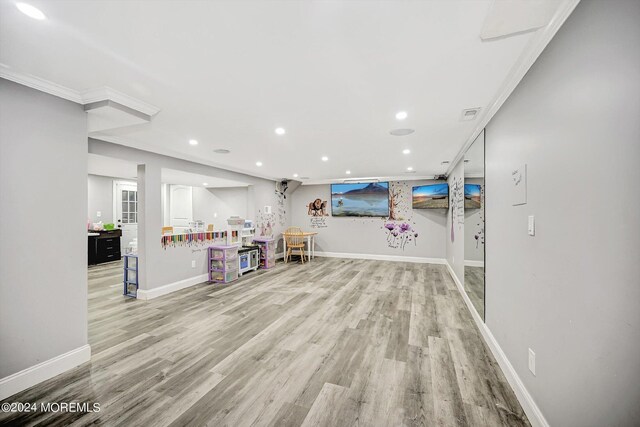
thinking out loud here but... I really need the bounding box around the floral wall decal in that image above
[256,209,275,237]
[380,181,419,250]
[475,185,485,247]
[450,177,464,242]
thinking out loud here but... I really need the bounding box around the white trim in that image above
[81,87,160,117]
[0,344,91,401]
[136,274,208,300]
[315,251,446,264]
[445,262,549,427]
[446,0,581,175]
[303,175,438,186]
[464,260,485,267]
[0,64,160,117]
[0,64,83,103]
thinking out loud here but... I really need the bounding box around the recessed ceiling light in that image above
[402,149,411,155]
[321,156,329,162]
[293,173,299,178]
[213,148,230,154]
[203,182,209,186]
[390,129,415,136]
[16,3,46,20]
[407,167,414,171]
[346,170,351,175]
[275,127,286,135]
[256,161,263,167]
[189,139,198,146]
[396,111,408,120]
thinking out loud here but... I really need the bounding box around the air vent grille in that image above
[461,108,481,121]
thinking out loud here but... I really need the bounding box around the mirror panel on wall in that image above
[464,130,485,320]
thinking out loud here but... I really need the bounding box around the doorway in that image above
[114,180,138,253]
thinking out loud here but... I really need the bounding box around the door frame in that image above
[112,179,138,253]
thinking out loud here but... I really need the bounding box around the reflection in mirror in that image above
[464,130,485,319]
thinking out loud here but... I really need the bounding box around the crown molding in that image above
[446,0,581,175]
[81,87,160,117]
[0,64,160,117]
[0,64,83,103]
[302,175,441,185]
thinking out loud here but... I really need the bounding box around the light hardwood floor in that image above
[0,258,528,426]
[464,266,485,319]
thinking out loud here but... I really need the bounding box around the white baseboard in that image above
[136,273,208,300]
[464,260,485,267]
[445,262,549,427]
[0,344,91,401]
[314,251,446,265]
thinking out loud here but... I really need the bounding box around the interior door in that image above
[115,181,138,254]
[169,185,193,231]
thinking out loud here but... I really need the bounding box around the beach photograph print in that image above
[331,182,389,217]
[412,183,449,209]
[464,184,482,209]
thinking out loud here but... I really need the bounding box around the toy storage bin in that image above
[253,237,276,270]
[225,270,238,282]
[210,258,237,271]
[123,253,138,298]
[210,271,224,282]
[208,245,239,283]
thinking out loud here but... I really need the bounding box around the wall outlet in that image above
[191,260,196,268]
[528,215,535,236]
[97,211,102,218]
[528,348,536,376]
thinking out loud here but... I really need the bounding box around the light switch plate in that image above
[528,215,535,236]
[97,211,102,218]
[191,260,196,268]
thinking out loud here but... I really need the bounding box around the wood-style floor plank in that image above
[0,258,529,427]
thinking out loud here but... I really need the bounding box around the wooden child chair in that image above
[284,229,306,264]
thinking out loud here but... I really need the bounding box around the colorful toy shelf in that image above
[123,254,138,298]
[253,237,276,269]
[208,245,239,283]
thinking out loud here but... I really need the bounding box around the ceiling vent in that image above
[213,148,231,154]
[461,108,481,121]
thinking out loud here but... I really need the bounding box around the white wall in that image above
[484,0,640,425]
[87,174,114,224]
[192,186,249,231]
[446,160,465,282]
[89,139,292,291]
[290,181,447,260]
[0,80,88,383]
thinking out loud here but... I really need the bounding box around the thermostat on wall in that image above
[264,206,272,214]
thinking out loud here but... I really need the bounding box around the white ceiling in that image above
[1,0,571,183]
